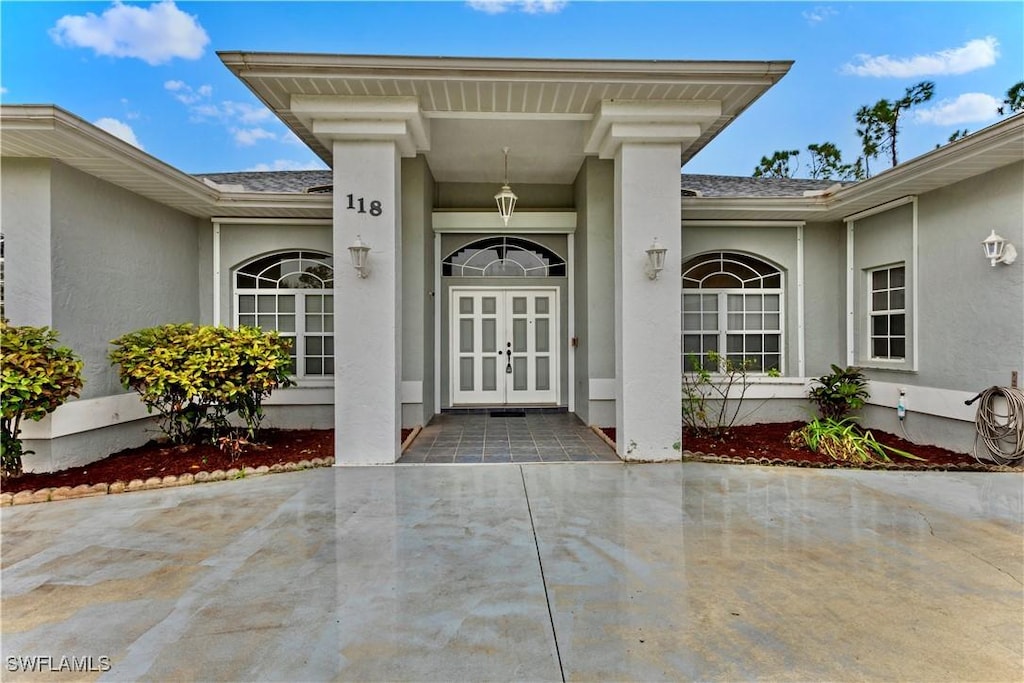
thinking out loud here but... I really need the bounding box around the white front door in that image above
[451,287,558,405]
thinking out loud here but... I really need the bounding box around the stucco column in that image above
[333,140,403,464]
[613,142,683,461]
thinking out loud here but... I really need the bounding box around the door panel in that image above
[451,288,558,405]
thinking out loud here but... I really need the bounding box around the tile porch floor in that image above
[399,411,619,464]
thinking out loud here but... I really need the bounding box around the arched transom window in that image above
[234,251,334,378]
[682,252,784,374]
[443,237,566,277]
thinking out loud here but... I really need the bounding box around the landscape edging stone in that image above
[0,457,336,507]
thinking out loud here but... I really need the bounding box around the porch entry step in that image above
[442,407,568,416]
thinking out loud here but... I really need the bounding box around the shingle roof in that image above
[196,170,333,193]
[680,174,840,197]
[194,170,843,198]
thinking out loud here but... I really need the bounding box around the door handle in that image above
[506,344,512,373]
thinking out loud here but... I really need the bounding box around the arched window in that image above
[443,237,566,277]
[682,252,783,374]
[234,251,334,378]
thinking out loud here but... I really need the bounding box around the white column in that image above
[333,140,402,464]
[614,142,682,461]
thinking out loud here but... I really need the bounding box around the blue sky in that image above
[1,1,1021,177]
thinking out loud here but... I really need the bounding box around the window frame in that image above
[866,263,907,364]
[682,252,785,376]
[232,251,335,383]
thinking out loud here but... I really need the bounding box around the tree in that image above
[997,81,1024,116]
[947,129,969,144]
[752,149,799,178]
[855,81,935,172]
[806,142,865,181]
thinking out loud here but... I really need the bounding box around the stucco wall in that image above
[50,161,202,399]
[914,162,1023,391]
[435,182,573,209]
[1,158,53,327]
[802,222,846,376]
[573,157,616,426]
[401,155,436,426]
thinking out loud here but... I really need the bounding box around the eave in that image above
[0,105,331,220]
[683,112,1024,224]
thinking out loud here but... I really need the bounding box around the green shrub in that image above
[109,324,294,444]
[682,351,757,439]
[788,417,922,463]
[1,320,84,478]
[808,364,870,420]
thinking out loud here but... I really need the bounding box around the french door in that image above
[451,287,558,405]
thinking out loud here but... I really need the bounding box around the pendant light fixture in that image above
[494,146,518,227]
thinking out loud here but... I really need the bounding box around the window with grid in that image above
[682,252,784,374]
[234,251,334,378]
[868,264,906,360]
[442,236,566,277]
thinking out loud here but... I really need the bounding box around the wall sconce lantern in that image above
[645,238,667,280]
[348,234,371,278]
[982,230,1017,267]
[494,147,518,227]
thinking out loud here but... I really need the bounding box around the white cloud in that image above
[843,37,999,77]
[243,159,327,172]
[164,80,212,105]
[49,0,209,66]
[0,86,7,95]
[803,6,837,25]
[914,93,1001,125]
[94,117,144,149]
[467,0,567,14]
[233,127,276,146]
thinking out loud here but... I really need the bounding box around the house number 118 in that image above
[345,194,383,217]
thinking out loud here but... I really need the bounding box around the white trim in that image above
[843,195,915,223]
[845,220,855,367]
[681,220,807,228]
[213,220,221,326]
[401,381,423,404]
[19,393,151,440]
[867,381,976,422]
[567,232,576,413]
[702,378,811,400]
[434,233,442,411]
[432,211,576,234]
[211,217,333,226]
[589,378,616,400]
[911,196,920,372]
[264,386,335,405]
[21,387,336,440]
[796,224,805,377]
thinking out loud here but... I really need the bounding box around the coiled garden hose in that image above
[969,386,1024,466]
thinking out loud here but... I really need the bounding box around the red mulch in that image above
[2,428,414,495]
[596,421,1009,471]
[678,421,1004,471]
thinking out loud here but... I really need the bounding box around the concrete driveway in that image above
[2,463,1021,682]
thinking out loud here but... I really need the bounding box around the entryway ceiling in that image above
[219,52,793,185]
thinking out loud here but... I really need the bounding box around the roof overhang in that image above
[218,52,793,184]
[0,105,331,220]
[683,112,1024,223]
